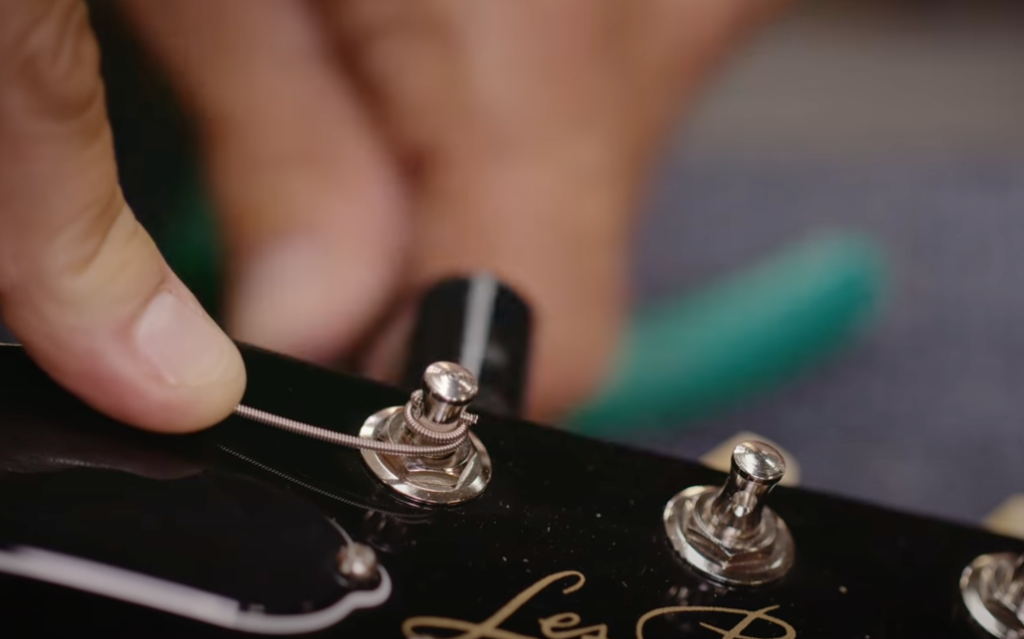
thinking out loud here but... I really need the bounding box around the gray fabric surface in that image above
[631,156,1024,525]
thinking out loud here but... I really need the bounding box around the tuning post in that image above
[360,362,492,505]
[663,441,795,586]
[961,551,1024,638]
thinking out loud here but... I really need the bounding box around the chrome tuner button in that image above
[663,441,795,586]
[961,552,1024,638]
[359,362,492,505]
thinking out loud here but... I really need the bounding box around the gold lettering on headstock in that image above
[636,605,796,639]
[402,571,796,639]
[403,571,608,639]
[539,612,611,639]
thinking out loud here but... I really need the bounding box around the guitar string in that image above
[217,445,429,518]
[232,391,474,458]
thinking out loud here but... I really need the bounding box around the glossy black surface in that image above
[0,344,1019,637]
[401,276,532,417]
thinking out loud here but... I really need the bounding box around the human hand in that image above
[0,0,784,432]
[0,0,246,432]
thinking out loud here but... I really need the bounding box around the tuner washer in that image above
[961,551,1024,638]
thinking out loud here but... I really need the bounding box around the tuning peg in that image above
[420,362,479,426]
[961,551,1024,638]
[360,361,491,506]
[663,441,795,586]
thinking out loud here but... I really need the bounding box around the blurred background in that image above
[630,0,1024,525]
[5,0,1024,528]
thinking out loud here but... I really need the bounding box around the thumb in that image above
[0,0,245,432]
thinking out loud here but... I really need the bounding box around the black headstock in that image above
[0,342,1021,638]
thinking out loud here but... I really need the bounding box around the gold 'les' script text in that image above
[402,571,797,639]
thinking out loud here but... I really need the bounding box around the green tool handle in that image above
[568,234,883,436]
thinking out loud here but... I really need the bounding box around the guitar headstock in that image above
[0,342,1022,638]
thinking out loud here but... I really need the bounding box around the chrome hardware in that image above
[961,552,1024,638]
[421,361,479,425]
[337,542,379,585]
[360,362,492,505]
[663,441,795,586]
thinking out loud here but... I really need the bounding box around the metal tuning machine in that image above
[359,361,492,505]
[961,551,1024,638]
[663,440,795,586]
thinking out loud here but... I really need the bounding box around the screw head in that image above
[337,543,378,584]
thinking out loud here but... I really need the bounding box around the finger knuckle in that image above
[0,0,103,122]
